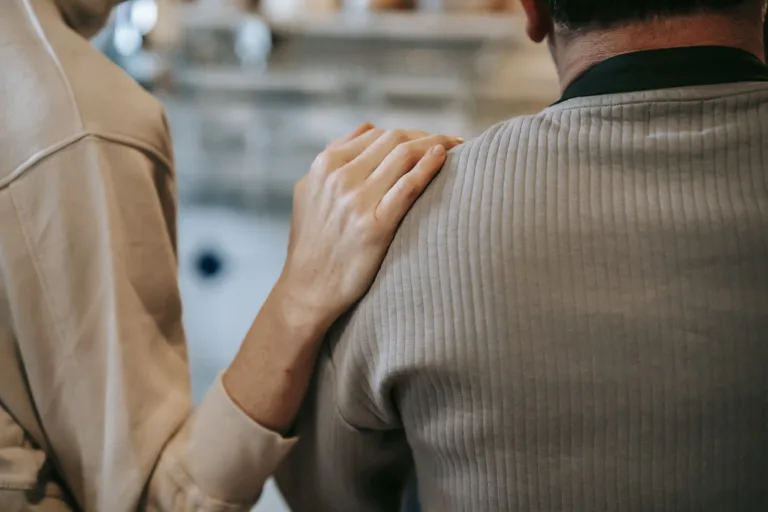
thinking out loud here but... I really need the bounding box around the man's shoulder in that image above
[386,113,549,255]
[337,113,550,328]
[325,115,553,426]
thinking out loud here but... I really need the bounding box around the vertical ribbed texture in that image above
[277,83,768,512]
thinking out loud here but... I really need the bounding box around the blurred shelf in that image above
[175,5,261,30]
[172,67,558,106]
[175,5,524,43]
[268,10,523,43]
[174,67,347,95]
[174,67,473,102]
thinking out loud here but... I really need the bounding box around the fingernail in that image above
[455,137,465,143]
[430,145,446,157]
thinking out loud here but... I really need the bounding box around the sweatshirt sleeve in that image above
[0,136,295,511]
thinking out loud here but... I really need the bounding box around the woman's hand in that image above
[277,123,463,332]
[224,123,462,433]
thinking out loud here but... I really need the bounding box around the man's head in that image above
[55,0,122,38]
[546,0,756,30]
[519,0,767,87]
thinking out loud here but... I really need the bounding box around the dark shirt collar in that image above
[556,45,768,104]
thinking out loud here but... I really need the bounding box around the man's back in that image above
[278,77,768,511]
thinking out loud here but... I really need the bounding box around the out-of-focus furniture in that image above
[161,7,558,205]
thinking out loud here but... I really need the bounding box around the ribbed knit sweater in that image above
[277,81,768,511]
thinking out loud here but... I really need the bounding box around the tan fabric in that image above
[0,0,295,510]
[277,82,768,511]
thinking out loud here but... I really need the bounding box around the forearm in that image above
[220,126,461,435]
[142,277,331,510]
[223,276,330,434]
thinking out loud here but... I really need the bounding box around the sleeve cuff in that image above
[185,374,298,505]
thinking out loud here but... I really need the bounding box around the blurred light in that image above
[261,0,301,18]
[235,19,272,66]
[131,0,158,35]
[114,25,143,56]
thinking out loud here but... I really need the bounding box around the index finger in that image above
[326,122,375,150]
[365,134,463,197]
[341,129,432,181]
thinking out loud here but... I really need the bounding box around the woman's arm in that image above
[224,125,462,434]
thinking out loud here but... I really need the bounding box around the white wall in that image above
[178,205,292,512]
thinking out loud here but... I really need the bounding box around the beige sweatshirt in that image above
[0,1,294,510]
[277,82,768,511]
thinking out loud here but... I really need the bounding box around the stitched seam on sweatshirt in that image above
[1,132,174,190]
[20,0,85,133]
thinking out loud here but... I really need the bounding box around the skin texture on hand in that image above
[281,124,464,329]
[223,124,463,433]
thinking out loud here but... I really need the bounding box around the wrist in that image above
[268,274,333,344]
[223,278,330,433]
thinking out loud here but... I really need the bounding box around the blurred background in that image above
[92,0,559,509]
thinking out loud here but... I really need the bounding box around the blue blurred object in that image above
[195,249,225,280]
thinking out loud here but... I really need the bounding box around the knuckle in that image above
[335,191,354,213]
[345,190,366,212]
[394,142,420,162]
[343,198,374,233]
[352,209,376,233]
[341,192,371,220]
[369,127,386,139]
[326,169,350,193]
[399,177,422,201]
[391,143,411,161]
[312,149,338,173]
[385,129,410,145]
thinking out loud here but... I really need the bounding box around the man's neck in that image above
[552,8,766,92]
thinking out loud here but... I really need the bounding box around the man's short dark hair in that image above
[548,0,752,29]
